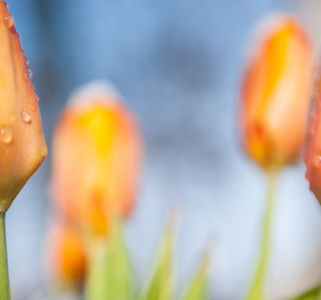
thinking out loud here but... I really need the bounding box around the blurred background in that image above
[4,0,321,299]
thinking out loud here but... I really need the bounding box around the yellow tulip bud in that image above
[240,14,314,171]
[50,81,142,236]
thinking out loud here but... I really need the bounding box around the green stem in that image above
[0,213,10,300]
[85,242,106,300]
[246,172,277,300]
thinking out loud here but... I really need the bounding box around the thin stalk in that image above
[246,172,277,300]
[85,242,106,300]
[0,212,10,300]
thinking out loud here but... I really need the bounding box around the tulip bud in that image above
[0,1,47,212]
[50,81,142,236]
[240,14,314,171]
[304,75,321,202]
[44,218,87,290]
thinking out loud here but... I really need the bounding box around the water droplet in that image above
[35,95,39,102]
[40,145,47,158]
[9,114,15,122]
[313,155,321,168]
[4,14,13,28]
[2,146,8,154]
[28,104,35,112]
[27,66,33,79]
[21,110,31,123]
[0,128,12,145]
[23,52,29,65]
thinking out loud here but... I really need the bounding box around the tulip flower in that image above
[50,81,142,236]
[0,1,47,213]
[304,76,321,203]
[44,218,87,290]
[240,14,314,172]
[239,14,314,300]
[0,2,47,299]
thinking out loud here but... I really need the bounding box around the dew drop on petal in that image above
[4,14,13,28]
[1,128,12,145]
[35,95,39,102]
[40,145,47,158]
[29,106,35,112]
[23,52,29,65]
[27,66,34,79]
[313,155,321,168]
[2,146,8,154]
[9,114,15,122]
[21,110,31,123]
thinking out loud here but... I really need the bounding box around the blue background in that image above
[4,0,321,299]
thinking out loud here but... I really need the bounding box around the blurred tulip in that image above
[44,218,87,290]
[304,75,321,203]
[0,1,47,212]
[50,81,142,236]
[240,14,314,171]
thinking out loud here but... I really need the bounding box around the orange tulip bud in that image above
[0,1,47,212]
[240,14,314,171]
[44,219,87,290]
[304,76,321,203]
[50,81,142,236]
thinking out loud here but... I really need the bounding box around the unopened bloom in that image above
[44,218,87,290]
[240,14,314,171]
[304,76,321,203]
[0,1,47,212]
[50,81,142,236]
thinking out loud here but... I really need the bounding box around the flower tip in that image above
[0,1,15,30]
[67,80,123,108]
[250,12,312,47]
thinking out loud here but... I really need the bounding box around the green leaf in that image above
[137,218,175,300]
[181,246,212,300]
[291,286,321,300]
[85,221,132,300]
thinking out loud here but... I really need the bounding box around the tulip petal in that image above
[0,1,46,212]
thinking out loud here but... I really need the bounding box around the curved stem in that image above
[0,213,10,300]
[247,172,277,300]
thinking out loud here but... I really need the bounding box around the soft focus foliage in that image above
[85,222,132,300]
[240,14,314,171]
[0,0,46,212]
[137,218,210,300]
[293,287,321,299]
[182,249,211,300]
[138,220,175,300]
